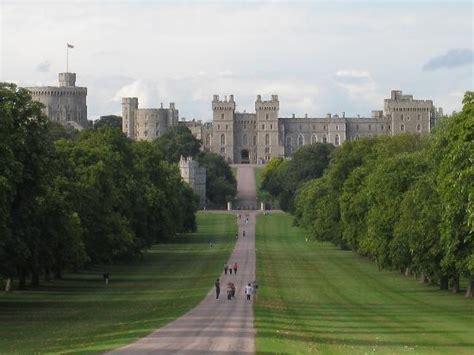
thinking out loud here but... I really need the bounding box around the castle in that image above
[121,98,179,141]
[123,90,443,164]
[185,90,443,164]
[26,72,88,130]
[178,156,206,208]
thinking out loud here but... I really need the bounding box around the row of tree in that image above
[0,84,199,289]
[262,92,473,297]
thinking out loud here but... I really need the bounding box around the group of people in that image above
[224,262,239,275]
[214,278,258,301]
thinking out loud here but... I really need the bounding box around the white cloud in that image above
[1,1,471,118]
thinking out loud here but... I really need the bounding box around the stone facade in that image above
[26,72,88,129]
[122,98,179,141]
[179,156,206,208]
[195,90,442,164]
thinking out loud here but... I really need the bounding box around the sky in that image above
[1,0,472,121]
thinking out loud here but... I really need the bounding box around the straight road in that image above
[110,165,257,354]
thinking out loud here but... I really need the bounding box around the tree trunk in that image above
[439,276,449,290]
[419,273,428,284]
[44,269,51,282]
[18,270,26,290]
[466,277,474,297]
[404,268,411,277]
[31,270,40,287]
[54,268,62,280]
[451,276,460,294]
[5,278,12,292]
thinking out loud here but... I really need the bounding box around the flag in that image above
[67,43,74,48]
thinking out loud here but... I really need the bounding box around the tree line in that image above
[261,92,473,297]
[0,84,233,290]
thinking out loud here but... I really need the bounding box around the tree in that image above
[196,152,237,208]
[154,125,201,163]
[433,92,474,295]
[93,115,122,130]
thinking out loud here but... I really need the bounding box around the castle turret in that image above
[255,95,283,162]
[122,97,138,139]
[212,94,236,163]
[58,72,76,87]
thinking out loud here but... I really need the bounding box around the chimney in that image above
[305,113,308,118]
[292,113,295,118]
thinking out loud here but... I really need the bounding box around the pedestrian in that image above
[227,283,233,300]
[224,263,229,275]
[245,283,253,301]
[229,266,233,275]
[252,280,258,300]
[231,282,236,299]
[243,230,246,237]
[103,272,109,285]
[209,241,213,248]
[215,278,221,299]
[235,233,238,240]
[233,262,239,275]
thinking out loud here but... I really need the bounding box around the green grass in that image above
[0,212,237,353]
[255,213,474,354]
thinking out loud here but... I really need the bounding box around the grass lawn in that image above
[0,212,236,353]
[255,213,474,354]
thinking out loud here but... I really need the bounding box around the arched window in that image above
[243,134,248,145]
[335,134,340,146]
[400,114,404,121]
[206,134,211,145]
[322,135,327,143]
[253,135,257,145]
[416,124,421,132]
[311,134,317,144]
[265,134,270,146]
[298,134,304,146]
[400,124,405,132]
[220,134,226,145]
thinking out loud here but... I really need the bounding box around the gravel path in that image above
[109,165,257,354]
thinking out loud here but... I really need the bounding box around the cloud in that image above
[423,49,473,71]
[36,60,51,72]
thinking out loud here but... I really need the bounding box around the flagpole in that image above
[66,43,69,73]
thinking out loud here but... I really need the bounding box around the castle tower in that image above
[122,97,138,139]
[179,156,206,208]
[26,72,88,129]
[212,94,236,163]
[255,95,284,162]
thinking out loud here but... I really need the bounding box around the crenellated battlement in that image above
[255,94,279,111]
[212,94,236,111]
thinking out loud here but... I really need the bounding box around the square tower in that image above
[212,95,236,163]
[256,95,284,163]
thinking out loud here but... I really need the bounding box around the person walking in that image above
[215,278,220,299]
[224,263,229,275]
[245,283,253,301]
[242,230,246,237]
[229,266,233,275]
[233,262,239,275]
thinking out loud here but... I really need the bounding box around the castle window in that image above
[220,134,226,145]
[400,124,405,132]
[262,124,265,130]
[144,131,148,137]
[243,134,248,145]
[401,114,404,121]
[220,147,225,154]
[311,134,317,144]
[265,147,270,153]
[298,134,304,146]
[381,125,384,130]
[407,116,410,121]
[335,134,340,146]
[336,125,339,131]
[417,114,421,120]
[417,124,421,132]
[323,135,327,143]
[323,125,327,130]
[221,113,224,119]
[388,125,391,130]
[266,114,269,120]
[270,124,273,130]
[265,134,270,146]
[226,124,228,130]
[218,124,220,129]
